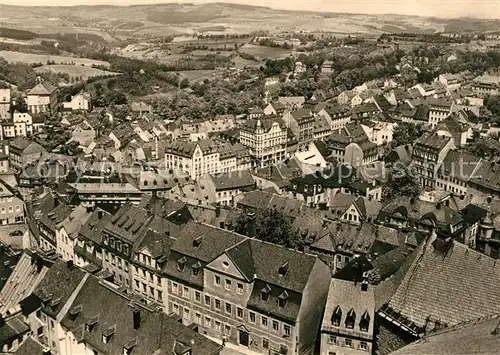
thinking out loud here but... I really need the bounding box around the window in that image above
[262,338,269,349]
[214,275,221,286]
[237,283,244,294]
[195,313,201,324]
[173,304,179,314]
[345,339,353,348]
[205,317,211,327]
[332,306,342,326]
[225,303,232,314]
[157,290,163,301]
[272,320,279,332]
[360,311,370,332]
[215,299,221,310]
[224,325,231,335]
[205,295,211,306]
[237,307,243,318]
[261,316,268,328]
[328,335,337,344]
[183,308,190,319]
[172,282,178,294]
[215,321,221,331]
[249,312,256,323]
[284,324,291,336]
[261,284,271,302]
[225,278,232,290]
[195,291,201,303]
[328,352,336,355]
[183,286,189,298]
[345,309,356,329]
[359,341,368,351]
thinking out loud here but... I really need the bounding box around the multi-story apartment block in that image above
[427,98,452,128]
[436,150,482,197]
[26,82,58,115]
[316,105,352,131]
[239,117,287,166]
[12,110,33,137]
[283,109,315,149]
[8,137,46,171]
[0,179,25,226]
[320,278,375,355]
[164,222,331,355]
[165,139,249,180]
[38,203,73,252]
[411,134,455,189]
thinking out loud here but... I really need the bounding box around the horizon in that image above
[0,0,498,20]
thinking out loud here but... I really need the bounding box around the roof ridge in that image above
[422,313,500,340]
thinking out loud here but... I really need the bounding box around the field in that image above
[0,50,110,67]
[238,44,293,60]
[177,70,217,83]
[34,64,121,80]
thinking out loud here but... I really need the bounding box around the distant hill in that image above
[0,2,498,37]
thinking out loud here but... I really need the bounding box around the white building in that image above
[62,91,91,111]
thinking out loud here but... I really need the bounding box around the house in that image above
[411,134,455,189]
[248,107,264,119]
[412,83,435,97]
[434,115,470,147]
[0,178,25,227]
[325,128,378,168]
[277,96,305,110]
[400,104,428,125]
[26,82,58,115]
[436,150,482,197]
[391,314,500,355]
[12,111,33,137]
[198,169,255,207]
[55,205,93,263]
[316,105,352,131]
[329,193,369,225]
[321,60,334,74]
[0,85,11,120]
[438,73,461,90]
[320,278,375,355]
[427,98,452,128]
[0,152,9,172]
[130,101,153,116]
[62,91,91,112]
[263,101,286,116]
[361,121,396,146]
[165,139,250,180]
[447,53,458,62]
[69,181,143,212]
[337,91,357,106]
[294,61,306,76]
[0,313,30,353]
[378,234,500,353]
[108,123,139,150]
[8,137,47,171]
[282,109,315,149]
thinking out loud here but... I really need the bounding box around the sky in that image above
[0,0,498,19]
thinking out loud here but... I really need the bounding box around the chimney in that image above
[215,204,221,218]
[133,309,141,330]
[97,209,103,219]
[67,260,73,269]
[247,212,256,238]
[42,349,52,355]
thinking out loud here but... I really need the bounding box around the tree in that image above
[392,123,424,148]
[382,165,421,201]
[179,77,190,89]
[233,208,303,249]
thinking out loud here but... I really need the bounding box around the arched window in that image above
[331,306,342,326]
[345,308,356,329]
[360,311,370,332]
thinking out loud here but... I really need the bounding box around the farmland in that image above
[238,44,293,60]
[177,70,217,83]
[34,64,121,81]
[0,50,110,67]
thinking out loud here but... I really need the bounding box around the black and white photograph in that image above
[0,0,498,354]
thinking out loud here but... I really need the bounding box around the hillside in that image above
[0,2,498,40]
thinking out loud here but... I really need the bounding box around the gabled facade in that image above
[26,82,58,115]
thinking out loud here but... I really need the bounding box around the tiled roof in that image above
[391,314,500,355]
[321,278,375,335]
[209,169,255,191]
[32,260,87,319]
[440,150,481,181]
[310,222,379,255]
[241,117,285,132]
[414,134,451,151]
[387,239,500,328]
[27,82,56,95]
[60,276,222,355]
[0,313,29,344]
[59,205,93,240]
[13,336,46,355]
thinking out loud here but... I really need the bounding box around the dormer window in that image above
[123,338,137,355]
[360,311,370,332]
[191,261,201,276]
[49,297,61,310]
[193,236,203,248]
[331,306,342,326]
[177,256,187,272]
[345,309,356,329]
[261,284,271,302]
[102,325,115,344]
[278,261,289,277]
[85,315,99,332]
[69,305,82,320]
[278,291,289,307]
